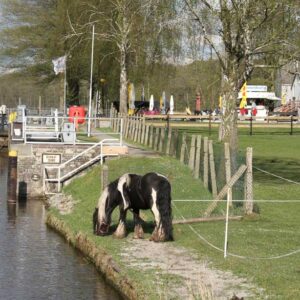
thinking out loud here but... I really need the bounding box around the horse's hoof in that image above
[113,223,126,239]
[133,225,144,239]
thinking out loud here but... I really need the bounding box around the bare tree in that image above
[184,0,298,151]
[66,0,176,114]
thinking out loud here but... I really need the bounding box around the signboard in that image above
[247,85,268,92]
[42,153,61,164]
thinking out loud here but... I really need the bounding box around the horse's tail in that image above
[93,207,99,234]
[157,180,173,241]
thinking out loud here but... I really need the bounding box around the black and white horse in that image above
[93,172,173,242]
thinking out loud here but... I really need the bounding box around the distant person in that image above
[251,100,257,116]
[195,93,201,115]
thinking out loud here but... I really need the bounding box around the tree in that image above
[66,0,179,114]
[184,0,299,151]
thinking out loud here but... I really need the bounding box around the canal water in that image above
[0,153,121,300]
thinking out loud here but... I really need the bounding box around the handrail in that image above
[43,138,119,193]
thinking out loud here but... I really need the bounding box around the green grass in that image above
[52,128,300,299]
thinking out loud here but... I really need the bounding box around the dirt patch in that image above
[121,239,263,299]
[47,194,77,214]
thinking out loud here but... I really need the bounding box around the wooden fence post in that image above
[149,126,154,148]
[188,135,196,171]
[204,164,247,216]
[172,129,179,158]
[165,128,172,155]
[203,137,209,188]
[244,147,253,215]
[101,165,109,192]
[144,125,150,146]
[141,117,146,144]
[180,133,187,164]
[159,127,165,152]
[154,127,160,150]
[209,140,217,198]
[194,135,202,179]
[224,142,232,206]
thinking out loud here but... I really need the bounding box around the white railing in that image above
[10,115,123,145]
[43,138,119,194]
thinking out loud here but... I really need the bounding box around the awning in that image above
[238,91,281,101]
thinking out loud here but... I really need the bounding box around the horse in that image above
[93,172,173,242]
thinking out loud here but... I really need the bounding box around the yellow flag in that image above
[281,93,286,105]
[240,82,247,102]
[219,96,222,108]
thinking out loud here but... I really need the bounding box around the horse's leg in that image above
[133,209,144,239]
[149,189,166,242]
[113,206,127,239]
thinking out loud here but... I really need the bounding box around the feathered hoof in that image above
[113,222,126,239]
[133,224,144,239]
[149,228,166,242]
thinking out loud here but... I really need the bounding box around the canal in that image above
[0,153,121,300]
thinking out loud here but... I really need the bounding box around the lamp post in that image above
[88,25,95,137]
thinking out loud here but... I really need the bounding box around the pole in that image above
[88,25,95,137]
[290,115,293,135]
[64,62,67,116]
[224,188,231,258]
[7,150,18,203]
[250,114,253,136]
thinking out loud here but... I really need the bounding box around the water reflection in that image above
[0,153,121,300]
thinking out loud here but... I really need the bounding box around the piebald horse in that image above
[93,172,173,242]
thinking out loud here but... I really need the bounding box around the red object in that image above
[195,95,201,112]
[68,106,86,124]
[252,108,257,116]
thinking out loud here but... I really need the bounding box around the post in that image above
[180,133,186,164]
[172,129,179,158]
[144,125,149,146]
[7,150,18,203]
[203,137,209,188]
[208,113,212,136]
[224,189,231,258]
[159,127,165,152]
[38,95,42,115]
[208,140,218,198]
[194,135,201,179]
[290,115,293,135]
[166,128,172,155]
[88,24,95,137]
[101,165,109,192]
[224,143,232,206]
[188,135,196,171]
[141,117,146,144]
[250,115,253,136]
[149,126,154,148]
[244,147,253,215]
[154,127,160,150]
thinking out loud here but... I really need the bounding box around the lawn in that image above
[51,127,300,299]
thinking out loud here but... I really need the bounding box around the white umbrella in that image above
[169,95,174,114]
[162,91,166,114]
[149,94,154,111]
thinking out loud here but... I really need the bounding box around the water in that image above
[0,153,121,300]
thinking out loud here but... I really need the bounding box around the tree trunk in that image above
[218,75,239,169]
[119,47,128,114]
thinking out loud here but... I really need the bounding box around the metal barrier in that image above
[43,138,119,194]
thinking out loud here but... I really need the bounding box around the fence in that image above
[109,108,253,218]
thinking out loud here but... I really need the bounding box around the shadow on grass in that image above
[253,157,300,184]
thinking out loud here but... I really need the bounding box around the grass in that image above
[51,127,300,299]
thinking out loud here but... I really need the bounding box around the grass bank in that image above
[48,129,300,299]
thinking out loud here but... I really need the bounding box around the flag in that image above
[218,95,222,108]
[52,55,66,75]
[240,82,247,102]
[239,82,247,108]
[281,93,286,105]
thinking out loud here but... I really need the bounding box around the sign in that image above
[247,85,268,92]
[42,153,61,164]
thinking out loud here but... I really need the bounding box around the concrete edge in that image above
[45,213,142,300]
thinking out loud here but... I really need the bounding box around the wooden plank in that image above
[194,135,201,179]
[208,140,217,198]
[244,147,253,215]
[204,164,247,216]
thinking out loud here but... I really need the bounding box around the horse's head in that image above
[96,185,121,236]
